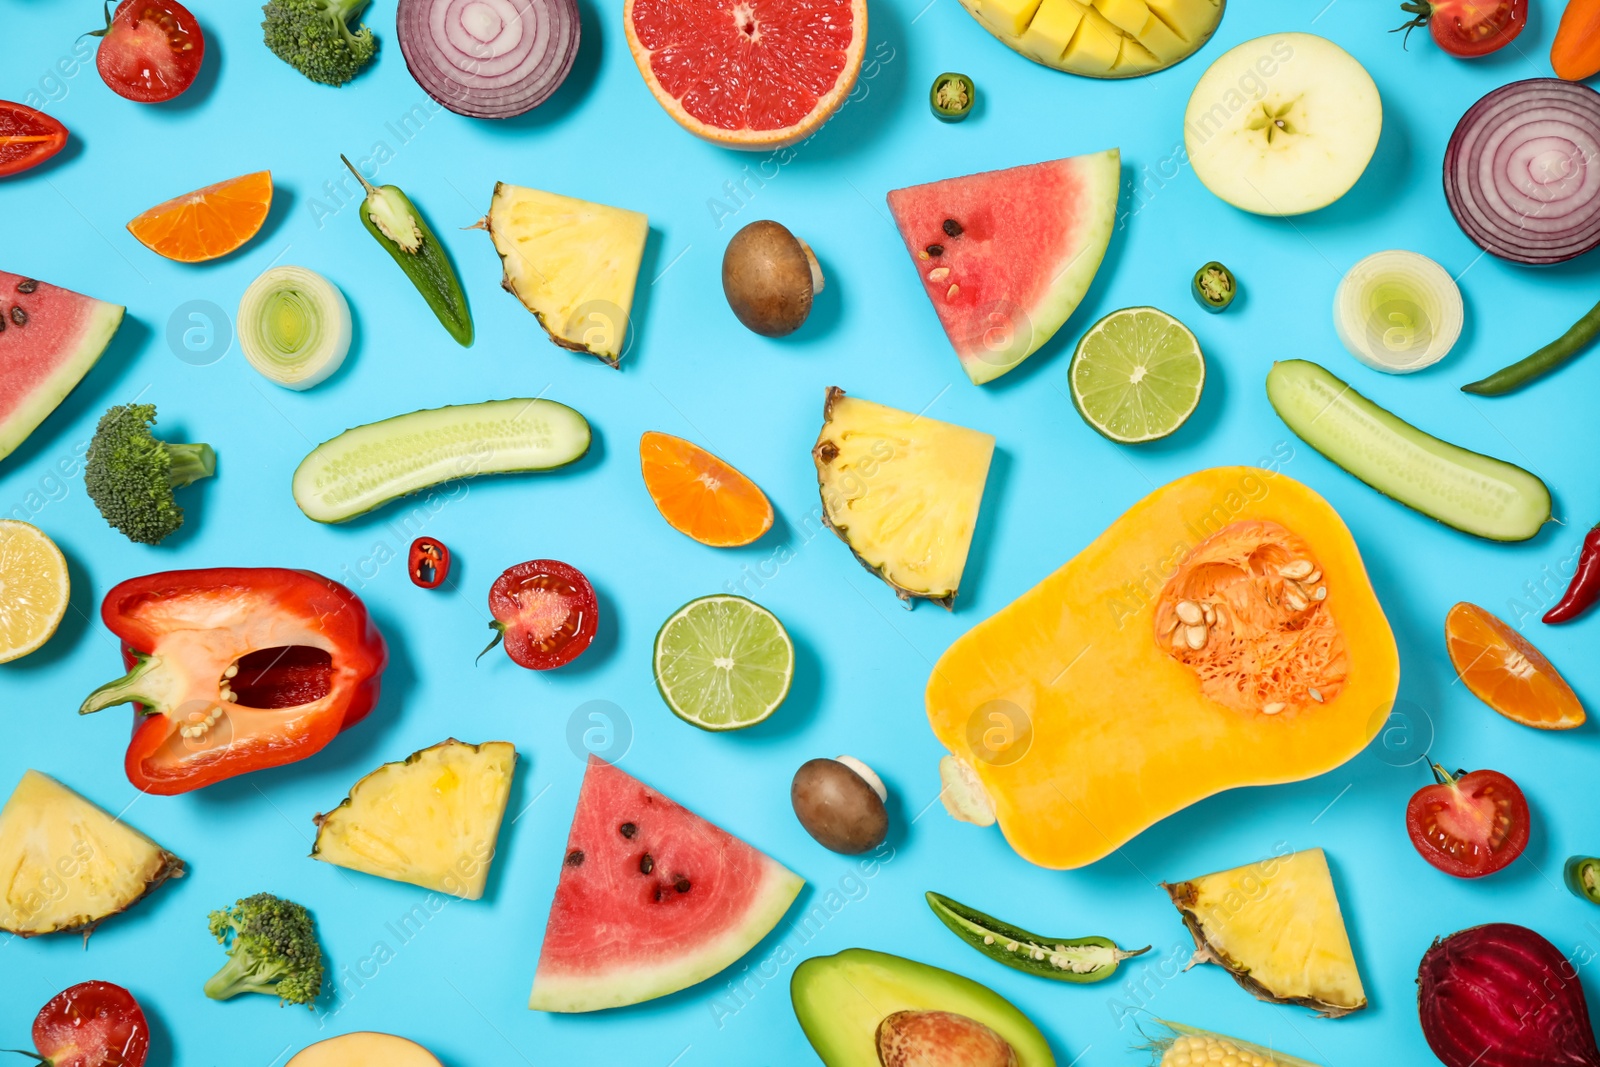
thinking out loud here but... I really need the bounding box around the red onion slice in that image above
[1444,78,1600,265]
[397,0,580,119]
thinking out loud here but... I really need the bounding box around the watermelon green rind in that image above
[886,149,1121,385]
[0,272,124,463]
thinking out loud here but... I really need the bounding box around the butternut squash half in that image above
[925,467,1398,869]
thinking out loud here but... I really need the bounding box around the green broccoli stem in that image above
[203,948,285,1001]
[329,0,373,40]
[166,443,216,489]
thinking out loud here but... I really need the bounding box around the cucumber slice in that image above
[293,398,590,523]
[1266,360,1550,542]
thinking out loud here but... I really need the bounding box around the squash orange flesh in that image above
[639,431,773,547]
[926,467,1399,870]
[1444,602,1585,730]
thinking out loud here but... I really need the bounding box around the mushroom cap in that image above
[722,220,817,337]
[791,757,889,854]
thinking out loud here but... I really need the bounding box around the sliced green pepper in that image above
[341,156,473,347]
[1567,856,1600,904]
[930,73,975,122]
[1462,295,1600,396]
[925,891,1148,983]
[1192,261,1237,313]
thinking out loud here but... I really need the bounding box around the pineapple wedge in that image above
[1163,848,1366,1017]
[484,182,649,368]
[312,739,516,900]
[813,387,995,608]
[0,770,183,937]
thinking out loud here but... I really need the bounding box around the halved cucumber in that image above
[293,398,590,523]
[1266,360,1550,542]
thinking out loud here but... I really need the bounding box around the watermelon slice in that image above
[0,271,124,463]
[886,149,1121,385]
[529,756,803,1013]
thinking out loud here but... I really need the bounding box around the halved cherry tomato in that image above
[408,538,452,589]
[1396,0,1527,58]
[90,0,205,103]
[0,101,69,178]
[481,559,598,670]
[31,981,149,1067]
[1405,764,1530,878]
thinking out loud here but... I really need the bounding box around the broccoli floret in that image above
[204,893,326,1007]
[84,404,215,546]
[262,0,378,86]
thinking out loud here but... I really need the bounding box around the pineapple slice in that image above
[484,182,648,368]
[813,387,995,608]
[312,739,516,900]
[0,770,183,937]
[1163,848,1366,1017]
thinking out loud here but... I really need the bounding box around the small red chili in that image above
[408,538,451,589]
[1545,522,1600,624]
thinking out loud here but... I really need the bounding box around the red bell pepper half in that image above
[79,568,387,795]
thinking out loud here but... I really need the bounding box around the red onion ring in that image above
[397,0,580,119]
[1444,78,1600,265]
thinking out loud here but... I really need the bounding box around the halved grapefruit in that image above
[624,0,867,149]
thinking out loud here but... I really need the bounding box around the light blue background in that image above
[3,0,1599,1063]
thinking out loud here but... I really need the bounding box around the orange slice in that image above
[624,0,867,149]
[127,171,273,263]
[1445,602,1585,730]
[640,431,773,547]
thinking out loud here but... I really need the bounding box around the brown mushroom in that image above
[791,756,888,854]
[722,220,824,337]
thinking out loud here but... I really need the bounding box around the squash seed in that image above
[1262,702,1286,715]
[1176,600,1203,625]
[1280,560,1313,580]
[1183,624,1208,650]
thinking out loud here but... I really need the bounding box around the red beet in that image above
[1418,923,1600,1067]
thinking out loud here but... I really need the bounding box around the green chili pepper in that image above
[925,891,1148,983]
[929,73,975,122]
[341,156,473,347]
[1462,295,1600,395]
[1192,261,1237,313]
[1567,856,1600,904]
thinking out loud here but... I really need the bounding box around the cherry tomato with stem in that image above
[18,981,149,1067]
[1405,763,1530,878]
[479,560,598,670]
[1394,0,1527,58]
[88,0,205,103]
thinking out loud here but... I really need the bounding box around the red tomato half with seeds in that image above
[483,559,598,670]
[91,0,205,103]
[1405,764,1530,878]
[31,981,149,1067]
[1396,0,1527,58]
[0,101,69,178]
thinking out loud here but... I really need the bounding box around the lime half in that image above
[1069,307,1206,443]
[654,595,794,731]
[0,520,69,664]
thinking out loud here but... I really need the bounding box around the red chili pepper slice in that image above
[1545,522,1600,624]
[409,538,451,589]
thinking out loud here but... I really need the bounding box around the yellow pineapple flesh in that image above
[312,739,516,900]
[813,387,995,608]
[486,182,648,367]
[1162,848,1366,1017]
[0,770,183,936]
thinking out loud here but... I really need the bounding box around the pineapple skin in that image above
[0,770,184,937]
[812,387,995,609]
[311,739,516,900]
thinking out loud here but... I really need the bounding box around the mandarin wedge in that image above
[1445,602,1585,730]
[127,171,273,263]
[640,431,773,547]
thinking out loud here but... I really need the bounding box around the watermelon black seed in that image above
[942,219,963,238]
[0,316,5,333]
[619,822,637,838]
[640,854,654,874]
[565,849,584,866]
[674,878,691,893]
[9,307,24,326]
[926,244,944,257]
[15,280,36,294]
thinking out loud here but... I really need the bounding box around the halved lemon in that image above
[0,520,69,663]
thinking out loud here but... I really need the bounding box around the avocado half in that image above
[791,948,1056,1066]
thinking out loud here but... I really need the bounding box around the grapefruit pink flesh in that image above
[529,756,803,1012]
[887,149,1121,385]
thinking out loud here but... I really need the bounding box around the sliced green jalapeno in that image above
[925,891,1148,983]
[930,73,975,122]
[1192,261,1237,313]
[1567,856,1600,904]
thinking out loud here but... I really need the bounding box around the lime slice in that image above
[1069,306,1206,443]
[0,520,69,663]
[653,595,794,731]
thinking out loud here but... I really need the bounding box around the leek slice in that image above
[1333,250,1463,374]
[238,266,352,390]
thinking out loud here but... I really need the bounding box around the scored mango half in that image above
[926,467,1399,869]
[961,0,1224,78]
